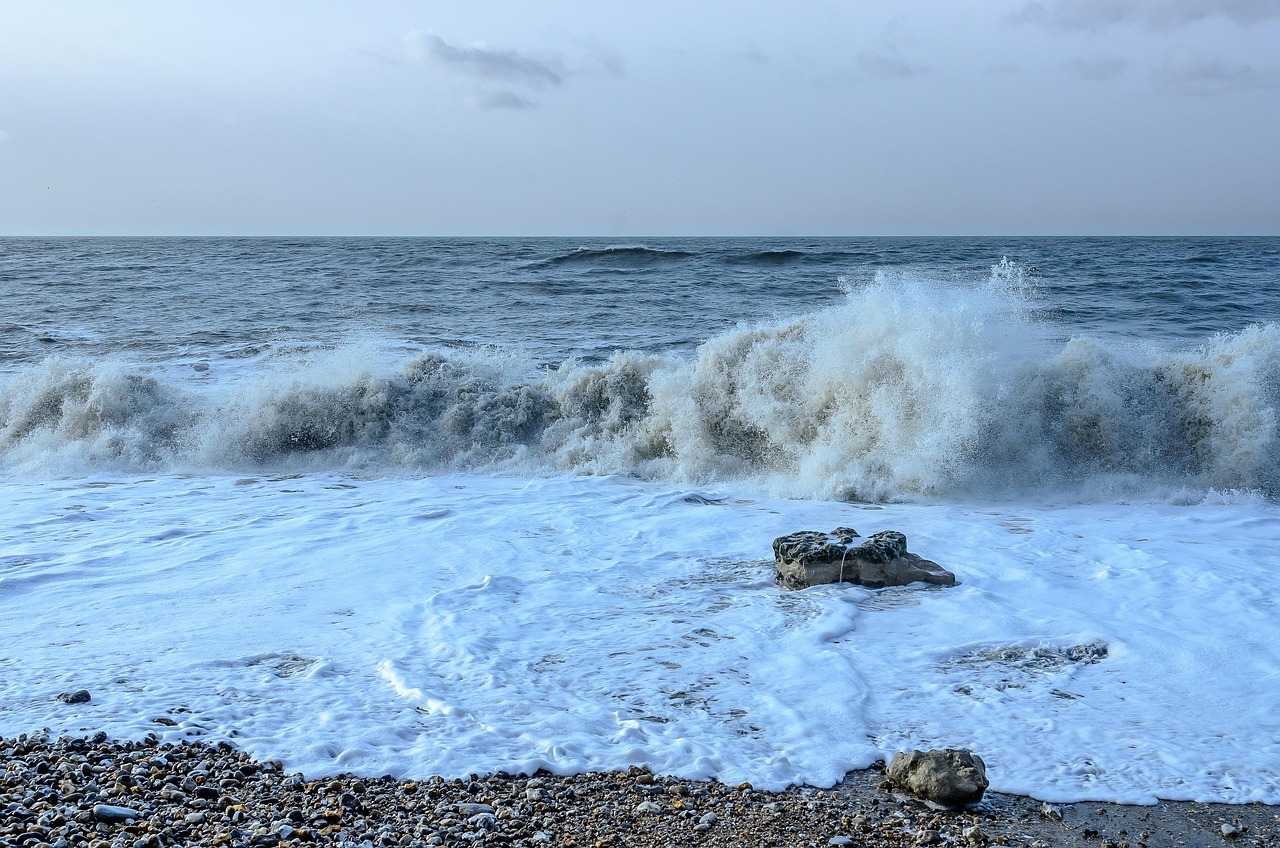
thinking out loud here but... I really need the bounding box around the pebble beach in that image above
[3,734,1277,848]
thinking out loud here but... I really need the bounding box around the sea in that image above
[1,236,1278,803]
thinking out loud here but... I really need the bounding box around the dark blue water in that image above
[2,237,1276,367]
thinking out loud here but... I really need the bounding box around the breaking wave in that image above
[2,275,1277,501]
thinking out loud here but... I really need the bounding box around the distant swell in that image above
[727,249,879,265]
[736,249,806,263]
[2,278,1277,502]
[539,246,697,265]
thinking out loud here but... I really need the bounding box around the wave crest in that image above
[2,279,1277,501]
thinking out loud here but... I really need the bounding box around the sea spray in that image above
[2,277,1277,500]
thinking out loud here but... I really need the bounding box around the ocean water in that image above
[2,237,1278,802]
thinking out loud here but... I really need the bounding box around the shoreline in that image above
[2,734,1276,848]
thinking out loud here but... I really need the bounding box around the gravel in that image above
[1,732,1276,848]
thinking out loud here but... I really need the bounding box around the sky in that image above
[0,0,1277,236]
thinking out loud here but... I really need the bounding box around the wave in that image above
[725,249,880,265]
[537,246,698,266]
[2,275,1277,502]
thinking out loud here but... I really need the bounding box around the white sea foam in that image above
[2,276,1276,501]
[2,472,1278,803]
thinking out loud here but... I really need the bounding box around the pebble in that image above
[1039,802,1062,820]
[56,690,91,705]
[468,812,497,830]
[456,802,495,816]
[829,837,855,846]
[1221,822,1239,838]
[92,804,142,822]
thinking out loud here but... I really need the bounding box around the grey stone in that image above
[92,804,143,822]
[773,528,955,590]
[456,803,494,816]
[886,748,989,808]
[57,690,91,705]
[468,813,496,831]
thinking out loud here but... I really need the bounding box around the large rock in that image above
[772,528,955,590]
[886,748,989,808]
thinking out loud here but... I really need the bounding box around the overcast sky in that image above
[1,1,1277,235]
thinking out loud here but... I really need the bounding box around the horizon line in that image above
[2,232,1277,239]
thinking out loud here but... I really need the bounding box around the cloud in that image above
[1153,55,1280,92]
[409,31,563,88]
[1071,55,1130,79]
[403,31,621,110]
[1012,0,1280,30]
[856,50,926,80]
[472,90,537,110]
[852,18,926,82]
[733,45,771,65]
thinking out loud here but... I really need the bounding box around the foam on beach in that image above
[3,472,1278,803]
